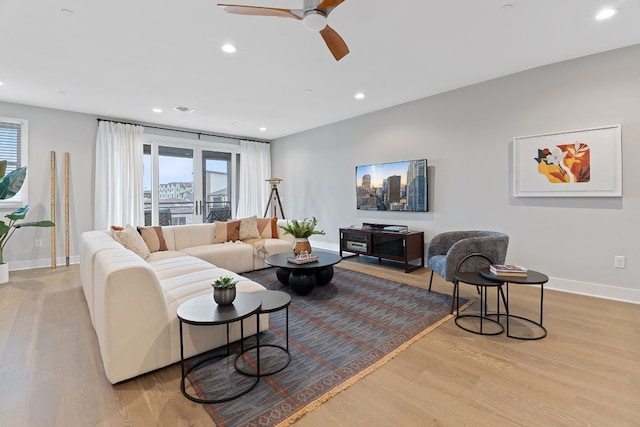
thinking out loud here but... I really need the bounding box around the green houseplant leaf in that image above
[212,276,238,289]
[0,165,27,200]
[279,217,326,238]
[0,161,56,265]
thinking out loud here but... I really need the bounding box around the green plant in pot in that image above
[279,217,325,255]
[212,276,237,305]
[0,160,55,283]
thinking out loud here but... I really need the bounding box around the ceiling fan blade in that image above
[317,0,345,10]
[217,4,301,19]
[320,25,349,61]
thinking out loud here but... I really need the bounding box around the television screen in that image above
[356,159,428,212]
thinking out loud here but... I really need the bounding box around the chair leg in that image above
[450,282,457,314]
[428,270,434,292]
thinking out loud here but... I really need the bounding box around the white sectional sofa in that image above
[80,219,293,384]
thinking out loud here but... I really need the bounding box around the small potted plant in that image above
[279,217,325,255]
[212,276,237,306]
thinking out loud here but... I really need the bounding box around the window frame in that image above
[0,117,28,210]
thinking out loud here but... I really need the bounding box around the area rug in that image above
[186,266,465,427]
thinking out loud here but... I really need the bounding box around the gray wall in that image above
[0,102,97,269]
[271,44,640,303]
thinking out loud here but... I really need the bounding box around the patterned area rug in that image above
[186,266,464,427]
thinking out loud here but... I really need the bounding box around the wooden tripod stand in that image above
[264,178,285,218]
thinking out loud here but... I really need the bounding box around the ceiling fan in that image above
[217,0,350,61]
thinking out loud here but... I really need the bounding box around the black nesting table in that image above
[265,250,342,295]
[454,271,506,336]
[235,290,292,376]
[177,292,261,403]
[480,267,549,340]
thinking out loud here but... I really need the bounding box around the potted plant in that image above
[0,160,55,283]
[211,276,237,305]
[279,217,325,255]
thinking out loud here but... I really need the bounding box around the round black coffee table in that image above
[265,250,342,295]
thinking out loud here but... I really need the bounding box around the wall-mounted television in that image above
[356,159,428,212]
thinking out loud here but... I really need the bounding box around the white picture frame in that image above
[513,124,622,197]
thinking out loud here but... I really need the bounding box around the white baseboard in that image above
[546,277,640,305]
[9,256,80,271]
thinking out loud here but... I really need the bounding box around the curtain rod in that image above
[96,118,270,144]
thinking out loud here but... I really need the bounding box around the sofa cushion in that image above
[111,225,150,259]
[214,220,241,243]
[181,242,256,273]
[138,226,168,252]
[239,215,261,240]
[257,217,278,239]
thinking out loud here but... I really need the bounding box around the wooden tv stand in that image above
[339,227,424,273]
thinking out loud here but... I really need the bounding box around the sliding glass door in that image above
[143,135,238,226]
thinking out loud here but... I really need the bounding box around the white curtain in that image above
[94,121,145,229]
[236,140,271,219]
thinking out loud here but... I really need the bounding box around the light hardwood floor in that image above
[0,259,638,426]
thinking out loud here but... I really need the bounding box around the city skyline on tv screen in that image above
[356,159,428,212]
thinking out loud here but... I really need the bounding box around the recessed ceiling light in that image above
[174,105,195,113]
[354,92,365,100]
[152,108,162,113]
[58,90,67,95]
[60,8,74,16]
[0,81,4,86]
[304,89,313,94]
[259,127,267,132]
[596,8,616,20]
[221,44,237,53]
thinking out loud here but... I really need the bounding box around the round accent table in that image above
[176,292,261,403]
[265,250,342,296]
[480,267,549,340]
[454,271,506,336]
[235,290,292,376]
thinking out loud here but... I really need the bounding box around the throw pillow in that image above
[238,215,261,240]
[112,224,151,259]
[137,226,168,252]
[214,220,241,243]
[257,217,278,239]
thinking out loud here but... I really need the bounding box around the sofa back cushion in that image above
[111,225,151,259]
[214,220,241,243]
[257,217,278,239]
[161,223,216,250]
[238,215,261,240]
[138,226,168,252]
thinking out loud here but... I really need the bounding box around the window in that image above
[0,117,28,209]
[143,133,239,226]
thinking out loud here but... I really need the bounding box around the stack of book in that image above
[489,264,528,277]
[287,255,319,265]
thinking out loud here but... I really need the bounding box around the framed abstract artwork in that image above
[513,124,622,197]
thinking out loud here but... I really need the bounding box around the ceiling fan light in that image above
[303,11,327,32]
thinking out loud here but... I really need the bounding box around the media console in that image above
[339,227,424,273]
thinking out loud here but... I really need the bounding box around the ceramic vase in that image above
[293,238,312,256]
[213,287,236,306]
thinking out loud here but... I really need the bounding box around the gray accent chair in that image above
[426,231,509,313]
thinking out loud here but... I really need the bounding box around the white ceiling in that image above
[1,0,639,140]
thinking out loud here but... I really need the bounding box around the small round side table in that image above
[454,271,506,336]
[177,292,261,403]
[235,290,292,376]
[480,267,549,340]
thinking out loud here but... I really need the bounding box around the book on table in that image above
[489,264,528,277]
[287,255,319,265]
